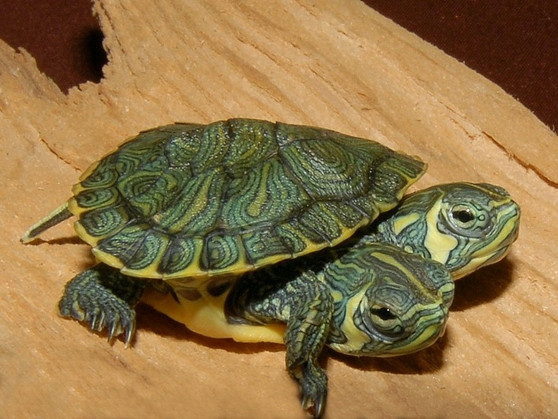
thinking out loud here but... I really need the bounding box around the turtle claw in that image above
[106,317,122,343]
[302,392,326,418]
[287,359,328,418]
[58,265,144,345]
[298,363,327,418]
[124,323,136,348]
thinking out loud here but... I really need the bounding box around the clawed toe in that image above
[294,363,328,418]
[302,393,326,418]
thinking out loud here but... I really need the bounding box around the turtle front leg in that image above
[226,271,333,417]
[285,275,333,417]
[59,264,147,345]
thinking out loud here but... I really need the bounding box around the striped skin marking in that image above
[374,182,520,280]
[322,243,452,355]
[392,212,420,236]
[423,199,459,267]
[448,193,520,278]
[329,287,372,352]
[142,242,452,357]
[20,202,72,244]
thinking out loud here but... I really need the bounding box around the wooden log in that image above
[1,1,556,417]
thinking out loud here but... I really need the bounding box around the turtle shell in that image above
[68,119,426,279]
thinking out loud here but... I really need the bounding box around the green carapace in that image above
[22,119,520,417]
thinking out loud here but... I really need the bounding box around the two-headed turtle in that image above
[22,119,520,417]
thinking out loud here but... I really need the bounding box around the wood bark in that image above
[1,1,556,417]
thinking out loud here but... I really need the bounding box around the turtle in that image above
[21,119,520,417]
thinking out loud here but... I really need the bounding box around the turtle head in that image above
[326,243,454,356]
[377,183,520,279]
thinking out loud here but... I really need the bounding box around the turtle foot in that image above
[298,362,327,418]
[58,265,146,346]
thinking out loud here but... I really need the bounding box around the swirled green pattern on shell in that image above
[68,119,426,279]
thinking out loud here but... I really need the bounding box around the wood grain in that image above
[1,1,556,417]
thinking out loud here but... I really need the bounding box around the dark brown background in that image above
[0,0,556,130]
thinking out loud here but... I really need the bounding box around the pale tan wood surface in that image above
[1,1,556,417]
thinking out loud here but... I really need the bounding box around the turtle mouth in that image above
[374,320,447,357]
[480,198,520,253]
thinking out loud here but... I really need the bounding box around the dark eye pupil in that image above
[453,209,474,223]
[372,307,395,321]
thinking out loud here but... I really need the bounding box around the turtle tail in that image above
[21,201,72,243]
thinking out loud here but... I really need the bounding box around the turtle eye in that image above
[371,307,396,321]
[368,305,405,337]
[451,207,475,224]
[447,204,493,238]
